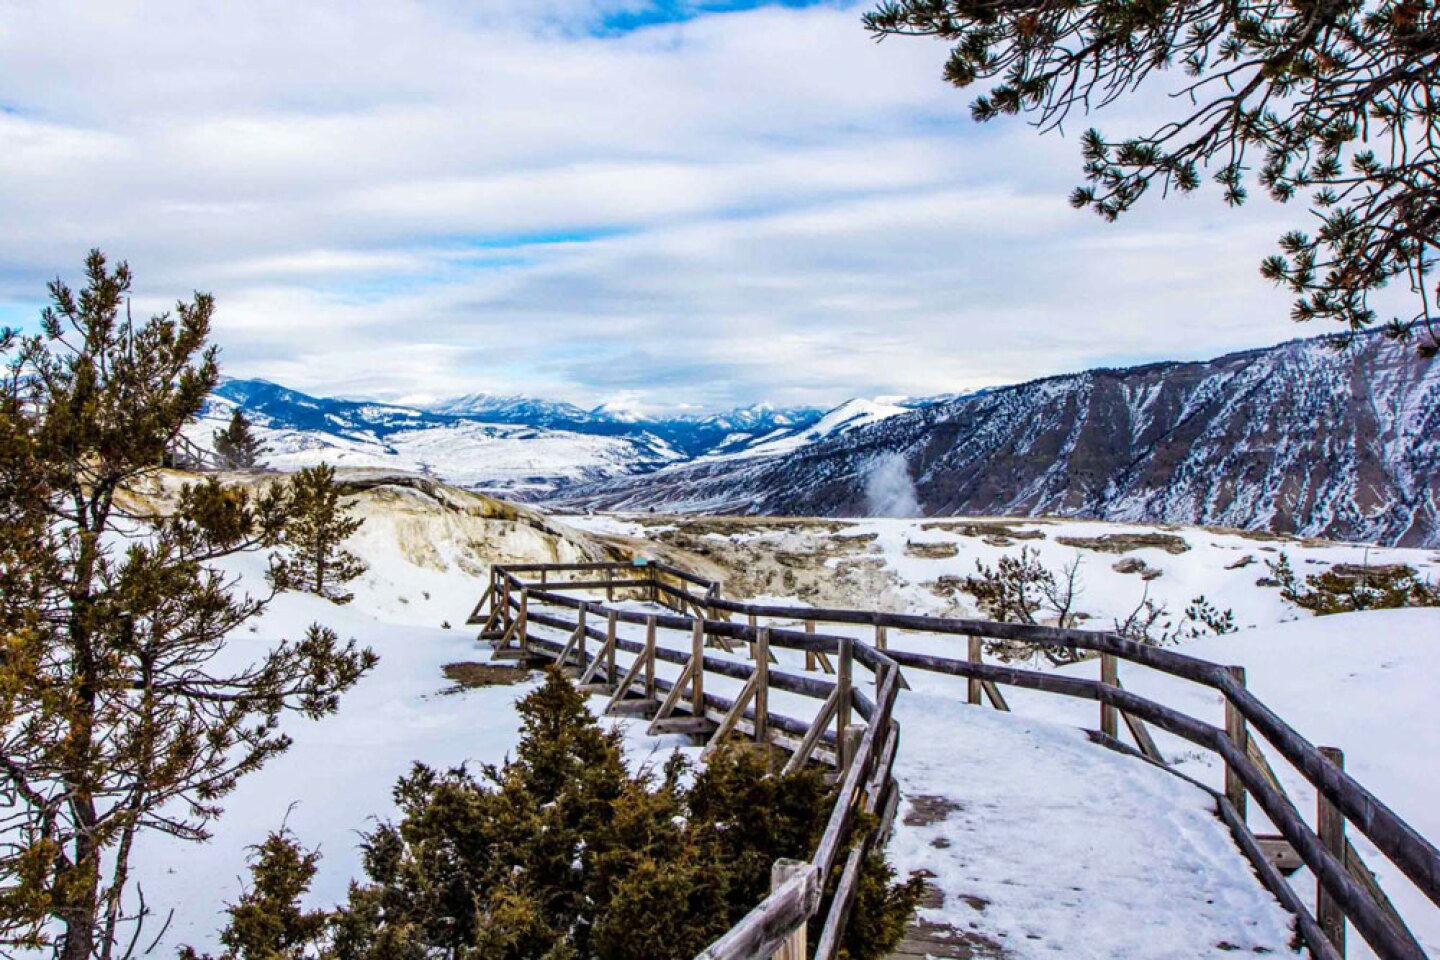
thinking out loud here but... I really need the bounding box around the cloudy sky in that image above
[0,0,1329,413]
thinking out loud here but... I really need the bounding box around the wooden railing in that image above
[162,433,225,471]
[471,560,1438,960]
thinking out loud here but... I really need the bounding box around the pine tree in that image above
[0,251,377,960]
[865,0,1440,354]
[213,409,266,470]
[202,669,921,960]
[178,829,329,960]
[271,464,368,604]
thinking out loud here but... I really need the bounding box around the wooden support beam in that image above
[517,588,529,654]
[647,660,697,734]
[606,611,617,686]
[644,615,658,700]
[603,648,651,715]
[467,581,493,627]
[577,611,618,689]
[1256,836,1304,875]
[755,628,771,744]
[967,636,982,706]
[702,673,761,760]
[555,609,587,672]
[1345,839,1427,957]
[836,639,854,772]
[875,624,887,651]
[837,723,864,783]
[781,686,841,776]
[1100,653,1118,739]
[982,680,1010,712]
[1318,746,1347,956]
[1225,665,1249,823]
[691,618,704,709]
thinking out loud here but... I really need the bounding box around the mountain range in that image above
[192,332,1440,547]
[187,379,908,496]
[549,333,1440,548]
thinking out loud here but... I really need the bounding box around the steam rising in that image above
[864,452,921,518]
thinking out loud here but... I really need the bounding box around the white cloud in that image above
[0,0,1342,410]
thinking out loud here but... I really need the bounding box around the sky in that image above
[0,0,1345,414]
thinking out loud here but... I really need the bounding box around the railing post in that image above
[842,723,864,780]
[1100,653,1118,739]
[576,605,588,669]
[644,615,658,700]
[837,638,854,771]
[691,618,704,712]
[967,636,982,706]
[501,577,512,631]
[1224,665,1249,822]
[770,859,809,960]
[747,613,758,660]
[755,628,770,744]
[518,588,529,654]
[606,610,618,689]
[805,619,816,672]
[1318,746,1347,956]
[875,624,887,651]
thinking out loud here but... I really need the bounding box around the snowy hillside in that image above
[551,332,1440,548]
[126,489,1438,956]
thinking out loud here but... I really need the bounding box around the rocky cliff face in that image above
[550,335,1440,548]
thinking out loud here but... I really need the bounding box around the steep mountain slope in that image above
[550,334,1440,548]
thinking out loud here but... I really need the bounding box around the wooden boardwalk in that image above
[475,560,1439,960]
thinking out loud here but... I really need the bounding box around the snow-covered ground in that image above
[885,699,1302,957]
[106,498,1438,957]
[562,512,1440,630]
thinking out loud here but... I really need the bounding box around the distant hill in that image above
[548,334,1440,549]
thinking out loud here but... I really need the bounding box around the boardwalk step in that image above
[649,716,718,735]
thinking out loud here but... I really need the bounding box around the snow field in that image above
[112,503,1438,957]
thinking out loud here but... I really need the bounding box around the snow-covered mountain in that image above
[190,380,835,496]
[549,333,1440,548]
[710,396,912,460]
[427,393,595,427]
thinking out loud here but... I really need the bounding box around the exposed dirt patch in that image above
[890,879,1009,959]
[920,521,1048,542]
[442,662,533,689]
[1056,532,1191,555]
[1226,554,1256,570]
[1329,562,1416,582]
[903,794,964,827]
[905,541,960,560]
[924,574,968,600]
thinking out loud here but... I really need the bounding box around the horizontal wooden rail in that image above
[484,560,1437,960]
[647,571,1440,922]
